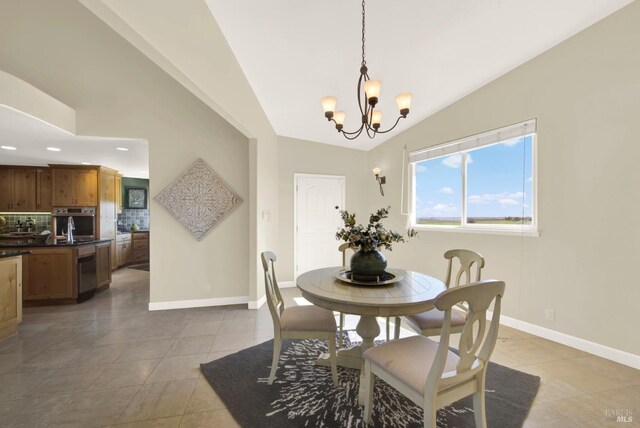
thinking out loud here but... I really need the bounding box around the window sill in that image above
[411,225,540,238]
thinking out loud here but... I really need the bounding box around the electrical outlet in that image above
[545,309,555,321]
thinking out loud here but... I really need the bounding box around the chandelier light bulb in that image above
[371,110,382,129]
[333,111,346,128]
[396,92,412,116]
[363,80,381,105]
[321,96,337,119]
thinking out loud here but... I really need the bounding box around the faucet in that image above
[67,216,75,244]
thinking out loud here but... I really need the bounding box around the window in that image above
[410,120,537,234]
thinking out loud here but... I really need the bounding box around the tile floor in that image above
[0,268,638,427]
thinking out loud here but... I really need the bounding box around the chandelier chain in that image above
[361,0,366,66]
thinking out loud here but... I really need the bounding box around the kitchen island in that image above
[0,239,112,305]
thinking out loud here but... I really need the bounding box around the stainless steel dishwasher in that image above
[77,254,97,302]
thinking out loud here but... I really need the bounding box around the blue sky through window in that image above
[414,136,533,225]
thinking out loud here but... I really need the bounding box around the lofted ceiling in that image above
[0,106,149,178]
[205,0,633,150]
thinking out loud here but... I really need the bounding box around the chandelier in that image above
[321,0,412,140]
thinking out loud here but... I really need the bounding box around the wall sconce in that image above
[372,167,386,196]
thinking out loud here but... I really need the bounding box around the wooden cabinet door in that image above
[75,170,98,206]
[124,241,133,265]
[52,169,75,206]
[37,169,53,212]
[115,174,122,214]
[22,249,75,300]
[13,169,37,212]
[0,169,14,211]
[0,257,20,339]
[96,243,112,287]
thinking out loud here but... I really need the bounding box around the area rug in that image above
[200,334,539,427]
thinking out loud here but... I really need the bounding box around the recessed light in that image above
[81,162,92,165]
[116,147,129,151]
[46,147,61,152]
[1,146,17,150]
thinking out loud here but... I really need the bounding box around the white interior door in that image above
[295,174,345,278]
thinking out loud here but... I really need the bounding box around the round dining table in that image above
[296,266,446,404]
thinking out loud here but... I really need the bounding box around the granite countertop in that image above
[0,239,112,248]
[0,250,31,259]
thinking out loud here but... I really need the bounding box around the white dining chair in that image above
[396,249,485,338]
[363,280,505,428]
[261,251,338,386]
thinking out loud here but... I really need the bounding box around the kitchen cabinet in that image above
[96,241,112,289]
[132,232,149,264]
[99,169,117,269]
[115,174,123,214]
[0,256,22,341]
[0,168,37,212]
[36,169,52,212]
[116,233,132,267]
[22,248,75,300]
[52,168,98,207]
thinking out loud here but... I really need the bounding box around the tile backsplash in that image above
[0,213,52,233]
[118,209,150,232]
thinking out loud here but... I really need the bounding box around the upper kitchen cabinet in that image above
[115,173,123,214]
[0,168,37,212]
[52,167,98,206]
[36,169,52,212]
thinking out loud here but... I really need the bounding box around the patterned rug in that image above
[200,335,539,427]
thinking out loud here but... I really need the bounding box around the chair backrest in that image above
[443,249,485,288]
[425,280,505,393]
[260,251,284,328]
[338,243,356,267]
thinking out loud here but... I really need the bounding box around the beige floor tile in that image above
[205,349,239,362]
[179,321,222,338]
[179,409,240,427]
[166,335,216,357]
[185,378,226,414]
[0,351,35,376]
[88,358,161,390]
[517,363,587,403]
[210,332,256,352]
[108,415,182,428]
[29,364,110,397]
[217,317,258,334]
[0,394,73,427]
[534,358,633,394]
[0,369,51,401]
[118,379,197,423]
[50,386,141,427]
[523,402,580,428]
[146,354,209,384]
[117,339,174,362]
[10,347,86,372]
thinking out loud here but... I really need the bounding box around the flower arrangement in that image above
[335,206,415,252]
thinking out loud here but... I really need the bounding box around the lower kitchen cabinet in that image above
[96,241,112,290]
[116,233,133,267]
[132,232,149,264]
[0,256,22,340]
[22,248,75,300]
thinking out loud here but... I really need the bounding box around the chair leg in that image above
[394,316,401,339]
[338,312,345,348]
[268,337,282,385]
[363,360,375,424]
[385,317,391,342]
[472,372,488,428]
[328,335,338,386]
[423,399,437,428]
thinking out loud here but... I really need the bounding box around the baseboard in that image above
[279,281,296,289]
[248,294,267,310]
[149,295,249,311]
[493,312,640,370]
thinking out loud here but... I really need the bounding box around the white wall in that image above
[277,136,369,282]
[367,2,640,356]
[0,0,251,304]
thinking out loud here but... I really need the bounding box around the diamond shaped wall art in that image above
[154,158,242,241]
